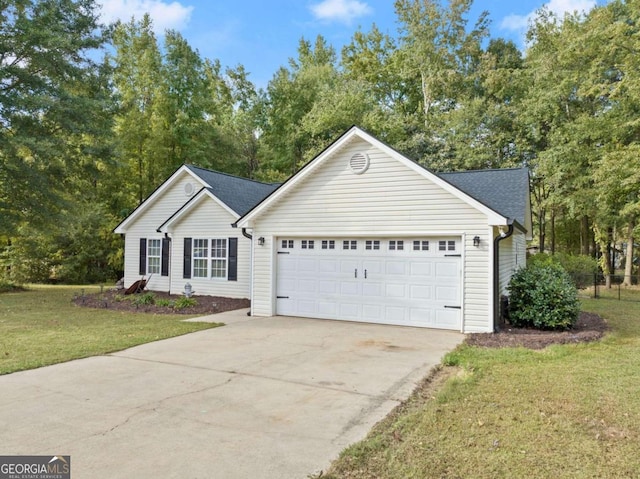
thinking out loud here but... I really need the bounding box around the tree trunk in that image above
[605,227,613,288]
[538,207,546,254]
[581,216,590,256]
[624,219,635,286]
[550,209,556,254]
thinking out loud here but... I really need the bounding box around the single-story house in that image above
[113,165,279,299]
[115,126,532,333]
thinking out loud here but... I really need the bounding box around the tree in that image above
[0,0,110,236]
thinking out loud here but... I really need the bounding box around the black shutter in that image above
[183,237,192,279]
[228,237,238,281]
[139,238,147,275]
[161,237,170,277]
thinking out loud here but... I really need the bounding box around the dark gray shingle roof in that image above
[438,168,530,228]
[186,165,279,216]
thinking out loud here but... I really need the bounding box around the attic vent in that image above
[349,152,370,174]
[184,182,195,197]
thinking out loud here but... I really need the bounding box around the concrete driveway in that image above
[0,311,462,478]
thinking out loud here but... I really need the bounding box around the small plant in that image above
[155,298,173,307]
[0,280,23,293]
[508,263,580,330]
[131,292,156,306]
[173,296,198,310]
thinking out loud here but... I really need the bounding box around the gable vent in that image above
[184,182,195,197]
[349,152,370,174]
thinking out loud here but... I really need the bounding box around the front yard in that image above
[0,285,221,375]
[324,297,640,478]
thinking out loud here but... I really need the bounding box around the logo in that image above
[0,456,70,479]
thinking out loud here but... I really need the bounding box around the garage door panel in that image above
[386,261,407,275]
[276,237,462,330]
[436,285,459,302]
[410,262,433,277]
[410,284,433,300]
[362,282,382,296]
[435,309,460,328]
[318,280,337,294]
[339,303,360,319]
[385,283,406,298]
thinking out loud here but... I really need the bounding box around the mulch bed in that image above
[72,289,249,315]
[465,312,609,349]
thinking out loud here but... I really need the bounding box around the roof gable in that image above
[114,164,278,234]
[236,126,512,228]
[157,187,238,232]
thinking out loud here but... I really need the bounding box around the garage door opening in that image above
[275,238,462,330]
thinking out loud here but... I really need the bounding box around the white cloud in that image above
[99,0,193,32]
[499,0,596,32]
[310,0,372,25]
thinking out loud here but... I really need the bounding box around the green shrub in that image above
[0,280,23,293]
[528,253,597,288]
[173,296,198,309]
[130,292,156,306]
[508,263,580,330]
[155,298,173,307]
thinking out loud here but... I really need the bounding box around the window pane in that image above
[211,259,227,278]
[193,258,208,278]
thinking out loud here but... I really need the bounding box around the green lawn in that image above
[325,297,640,478]
[0,285,221,375]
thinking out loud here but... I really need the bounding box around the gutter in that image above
[493,222,514,332]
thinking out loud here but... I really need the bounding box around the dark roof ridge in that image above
[185,164,279,186]
[439,166,527,175]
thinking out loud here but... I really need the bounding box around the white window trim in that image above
[147,238,162,274]
[192,238,228,280]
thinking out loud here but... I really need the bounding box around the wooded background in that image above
[1,0,638,284]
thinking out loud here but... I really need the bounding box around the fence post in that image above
[618,282,621,301]
[593,273,598,299]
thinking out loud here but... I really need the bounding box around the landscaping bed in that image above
[465,311,608,349]
[73,289,249,315]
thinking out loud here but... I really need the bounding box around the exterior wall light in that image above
[258,237,265,246]
[473,236,481,247]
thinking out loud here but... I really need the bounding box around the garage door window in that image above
[389,240,404,251]
[365,240,380,250]
[343,240,357,250]
[321,240,335,250]
[413,240,430,251]
[439,240,456,252]
[282,240,294,249]
[302,240,315,249]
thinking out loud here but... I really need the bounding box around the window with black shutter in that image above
[139,238,147,275]
[183,237,192,279]
[228,237,238,281]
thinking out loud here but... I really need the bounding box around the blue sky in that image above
[98,0,607,88]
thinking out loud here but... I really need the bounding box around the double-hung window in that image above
[147,239,161,274]
[192,238,227,279]
[211,239,227,278]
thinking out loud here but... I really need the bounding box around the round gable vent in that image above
[349,152,370,174]
[184,182,195,197]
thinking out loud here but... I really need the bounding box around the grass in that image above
[324,296,640,478]
[0,285,221,375]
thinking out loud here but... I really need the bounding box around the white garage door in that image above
[276,238,462,330]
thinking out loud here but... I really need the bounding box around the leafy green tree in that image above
[0,0,110,235]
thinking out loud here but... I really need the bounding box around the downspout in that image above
[493,223,514,332]
[241,228,252,240]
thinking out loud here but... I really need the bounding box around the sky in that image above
[97,0,608,88]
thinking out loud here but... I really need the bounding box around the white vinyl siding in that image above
[169,199,249,299]
[122,173,199,292]
[250,137,493,332]
[498,230,527,297]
